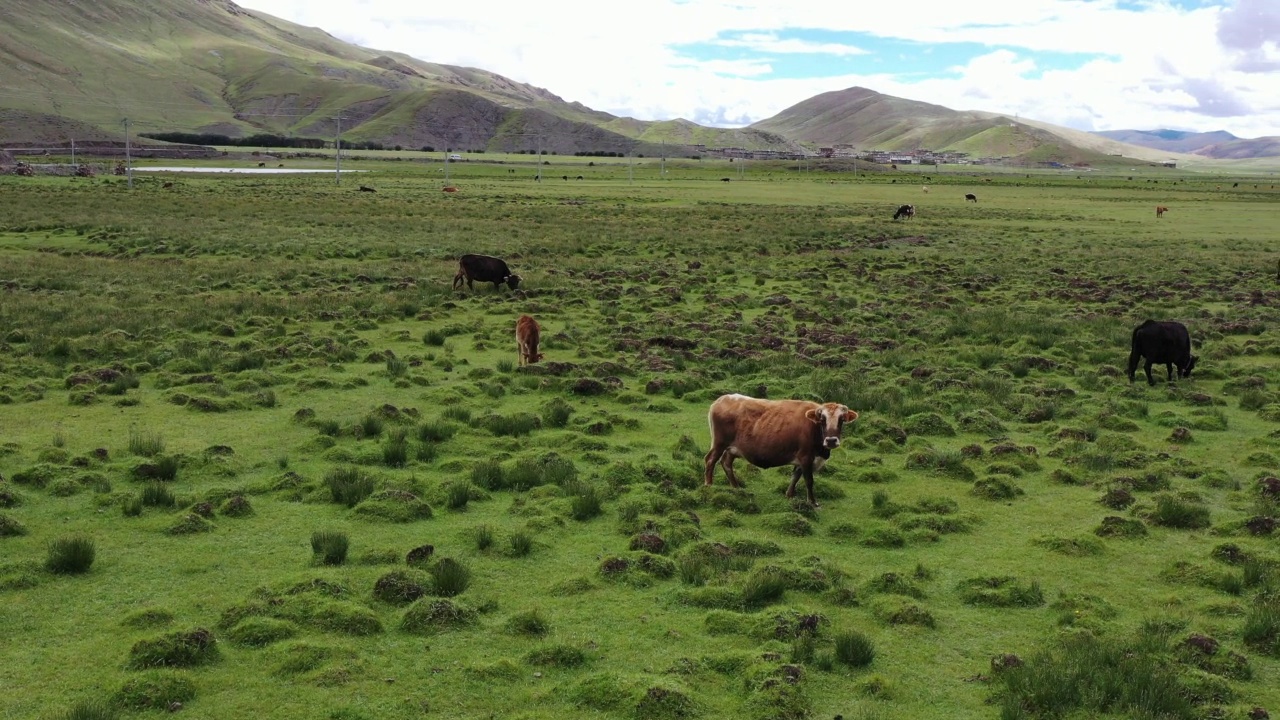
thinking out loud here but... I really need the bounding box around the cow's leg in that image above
[1165,363,1175,382]
[720,452,743,488]
[1143,359,1156,386]
[1126,351,1141,383]
[467,277,475,291]
[803,464,819,507]
[785,466,802,498]
[703,444,726,486]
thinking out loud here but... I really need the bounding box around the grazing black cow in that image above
[893,204,915,220]
[720,177,731,182]
[965,193,978,202]
[453,254,522,292]
[1128,320,1198,385]
[358,185,376,192]
[576,175,584,180]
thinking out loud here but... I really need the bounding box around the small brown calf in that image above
[1156,205,1169,218]
[516,315,544,366]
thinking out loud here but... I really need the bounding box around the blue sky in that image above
[673,32,1115,82]
[241,0,1280,137]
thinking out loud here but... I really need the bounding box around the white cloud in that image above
[238,0,1280,137]
[716,32,869,56]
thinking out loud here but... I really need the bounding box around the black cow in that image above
[1128,320,1197,385]
[893,204,915,220]
[453,254,521,292]
[965,193,978,202]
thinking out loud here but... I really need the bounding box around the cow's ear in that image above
[805,408,822,424]
[843,409,859,422]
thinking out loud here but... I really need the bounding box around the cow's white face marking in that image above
[805,404,859,449]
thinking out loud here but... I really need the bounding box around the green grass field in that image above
[1,162,1279,720]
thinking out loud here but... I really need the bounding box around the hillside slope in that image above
[750,86,1186,164]
[1093,129,1238,154]
[0,0,801,153]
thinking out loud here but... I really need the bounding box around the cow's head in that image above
[805,403,859,449]
[1182,355,1199,378]
[505,274,522,290]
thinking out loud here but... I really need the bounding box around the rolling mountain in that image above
[1093,129,1280,159]
[749,86,1188,164]
[0,0,800,154]
[0,0,1252,164]
[1093,129,1238,154]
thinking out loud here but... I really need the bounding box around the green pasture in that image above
[1,165,1279,720]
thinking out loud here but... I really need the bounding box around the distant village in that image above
[695,144,989,165]
[692,144,1178,169]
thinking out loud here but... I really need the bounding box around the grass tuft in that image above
[311,530,349,566]
[127,429,165,457]
[326,467,374,507]
[428,558,472,597]
[46,535,95,574]
[834,630,876,667]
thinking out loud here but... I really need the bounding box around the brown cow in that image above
[704,394,859,507]
[1156,205,1168,218]
[516,315,543,366]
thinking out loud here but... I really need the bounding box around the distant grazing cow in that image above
[162,182,173,189]
[516,315,543,366]
[1128,320,1198,386]
[576,175,584,180]
[1233,182,1239,188]
[721,177,731,182]
[893,204,915,220]
[453,254,521,292]
[704,394,859,507]
[922,185,930,194]
[278,164,283,168]
[257,162,265,168]
[1156,205,1168,217]
[358,185,376,192]
[562,175,569,181]
[442,186,458,193]
[965,193,978,202]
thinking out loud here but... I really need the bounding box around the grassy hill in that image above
[1,1,1264,164]
[749,87,1187,165]
[0,0,800,155]
[1195,136,1280,160]
[1093,129,1239,155]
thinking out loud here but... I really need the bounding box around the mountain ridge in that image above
[1092,128,1280,159]
[2,0,1270,163]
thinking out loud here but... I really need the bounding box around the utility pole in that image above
[628,149,633,184]
[335,116,342,185]
[661,140,665,179]
[124,118,133,189]
[71,138,75,167]
[444,146,450,185]
[537,136,542,182]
